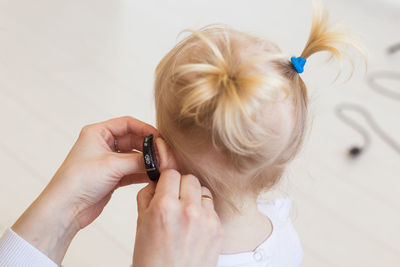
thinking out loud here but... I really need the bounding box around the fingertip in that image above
[182,174,201,188]
[155,137,178,171]
[155,169,181,198]
[160,168,180,180]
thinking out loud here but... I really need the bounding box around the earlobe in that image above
[155,137,178,171]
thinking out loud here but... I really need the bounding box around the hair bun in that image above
[171,29,284,156]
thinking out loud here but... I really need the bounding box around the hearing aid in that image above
[142,134,161,181]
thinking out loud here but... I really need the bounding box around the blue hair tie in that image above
[291,56,306,74]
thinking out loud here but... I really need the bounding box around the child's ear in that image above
[155,137,178,171]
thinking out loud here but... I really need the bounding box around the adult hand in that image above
[12,116,157,264]
[132,169,224,267]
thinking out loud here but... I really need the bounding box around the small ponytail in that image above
[281,1,366,168]
[298,1,366,73]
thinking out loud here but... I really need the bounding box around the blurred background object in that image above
[0,0,398,266]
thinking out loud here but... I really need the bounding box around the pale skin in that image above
[218,197,273,254]
[166,134,275,255]
[11,116,223,267]
[152,136,272,257]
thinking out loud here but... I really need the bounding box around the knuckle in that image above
[152,197,177,223]
[79,125,92,136]
[79,123,100,137]
[154,196,176,213]
[183,203,201,222]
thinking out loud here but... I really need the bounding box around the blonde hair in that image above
[154,2,364,214]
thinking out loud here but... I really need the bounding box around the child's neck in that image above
[216,196,273,254]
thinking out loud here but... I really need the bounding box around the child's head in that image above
[154,3,363,214]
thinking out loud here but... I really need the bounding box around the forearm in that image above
[5,117,157,265]
[11,188,79,265]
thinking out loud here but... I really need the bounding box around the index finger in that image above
[95,116,158,151]
[101,116,158,138]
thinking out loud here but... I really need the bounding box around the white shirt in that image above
[216,198,303,267]
[0,198,302,267]
[0,228,57,267]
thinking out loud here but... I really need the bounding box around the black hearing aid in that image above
[143,134,160,181]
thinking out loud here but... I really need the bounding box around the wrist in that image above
[12,189,80,264]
